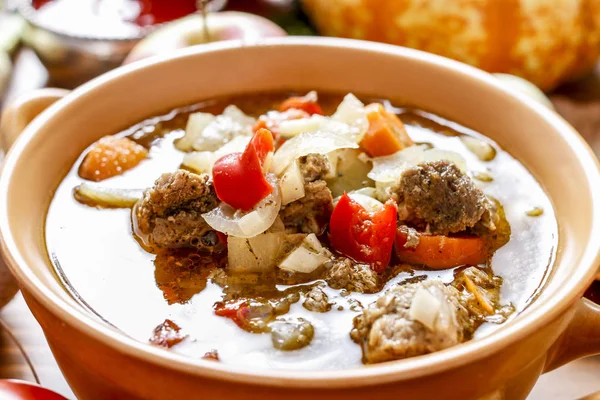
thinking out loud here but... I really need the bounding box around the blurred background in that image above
[0,1,600,399]
[2,0,600,151]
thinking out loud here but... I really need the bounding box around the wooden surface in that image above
[1,48,600,399]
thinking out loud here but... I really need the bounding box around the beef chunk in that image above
[279,180,333,234]
[303,285,332,313]
[279,154,333,234]
[136,170,220,250]
[394,160,493,235]
[299,153,330,183]
[326,257,381,294]
[351,281,471,364]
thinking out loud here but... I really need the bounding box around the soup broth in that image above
[45,92,557,370]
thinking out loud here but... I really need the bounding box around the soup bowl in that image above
[1,38,600,400]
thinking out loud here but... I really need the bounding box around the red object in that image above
[31,0,198,27]
[0,380,67,400]
[395,230,488,270]
[149,319,187,348]
[212,128,274,210]
[279,93,324,116]
[214,300,249,328]
[328,193,397,272]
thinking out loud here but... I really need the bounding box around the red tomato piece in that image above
[212,128,274,211]
[279,92,323,115]
[214,300,249,328]
[328,193,397,272]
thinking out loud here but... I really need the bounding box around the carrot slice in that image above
[359,103,414,157]
[395,229,489,269]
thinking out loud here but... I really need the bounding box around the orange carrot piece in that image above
[79,136,148,182]
[395,229,488,269]
[360,103,414,157]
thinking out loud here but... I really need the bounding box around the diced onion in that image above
[332,93,369,142]
[228,232,304,274]
[73,183,143,208]
[176,105,255,152]
[409,287,442,331]
[182,135,251,174]
[202,174,281,238]
[271,130,358,176]
[177,112,216,151]
[460,136,496,162]
[280,161,305,205]
[279,234,332,274]
[278,116,325,139]
[368,145,467,183]
[326,148,373,198]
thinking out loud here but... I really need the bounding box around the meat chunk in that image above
[135,170,220,250]
[326,257,381,294]
[350,280,471,364]
[394,160,494,235]
[299,153,330,183]
[279,180,333,234]
[303,285,332,312]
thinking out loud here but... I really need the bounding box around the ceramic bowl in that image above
[1,38,600,400]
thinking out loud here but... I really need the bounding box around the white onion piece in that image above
[332,93,369,142]
[176,105,255,152]
[368,145,467,183]
[74,183,143,208]
[375,180,394,203]
[279,234,332,274]
[202,174,281,238]
[182,135,251,174]
[228,232,304,274]
[177,112,215,151]
[271,130,358,176]
[409,287,442,331]
[280,161,305,205]
[278,116,323,139]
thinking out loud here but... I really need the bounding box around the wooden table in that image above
[1,49,600,400]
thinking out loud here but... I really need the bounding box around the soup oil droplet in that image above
[526,207,544,217]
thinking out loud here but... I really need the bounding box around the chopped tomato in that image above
[328,193,397,272]
[212,128,274,210]
[359,103,414,157]
[279,91,323,115]
[214,300,249,328]
[395,229,489,269]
